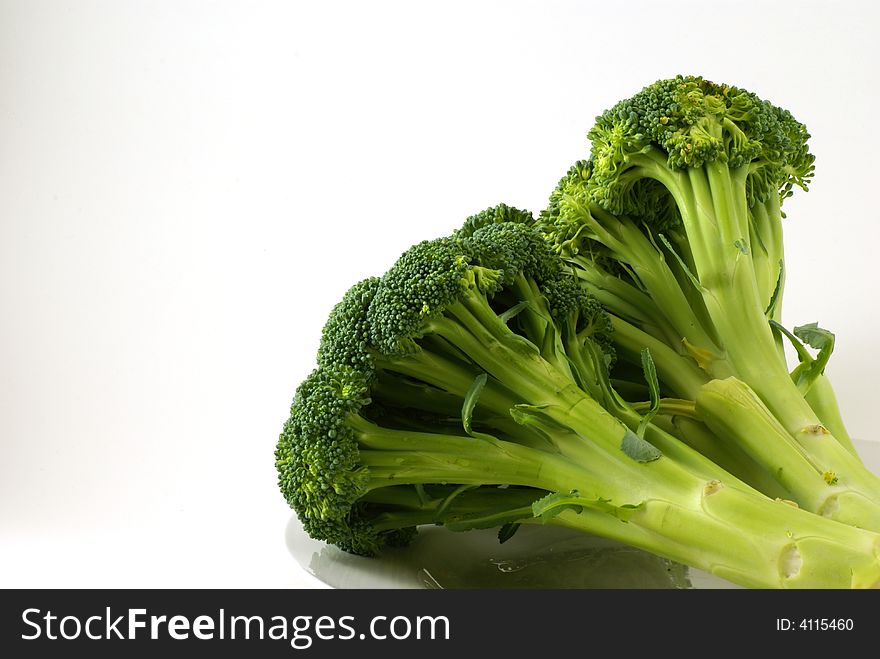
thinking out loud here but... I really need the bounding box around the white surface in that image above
[1,1,879,588]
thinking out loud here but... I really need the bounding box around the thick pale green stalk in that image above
[582,264,874,509]
[696,377,880,530]
[703,272,880,504]
[748,199,784,317]
[667,163,880,522]
[608,314,708,399]
[701,175,859,457]
[651,414,791,501]
[353,422,594,494]
[566,191,722,359]
[549,485,880,589]
[572,261,681,347]
[805,375,858,456]
[604,310,869,506]
[591,206,722,355]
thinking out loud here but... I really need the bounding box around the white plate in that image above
[286,439,880,589]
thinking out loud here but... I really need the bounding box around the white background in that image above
[2,0,879,588]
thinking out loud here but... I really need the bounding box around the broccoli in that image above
[538,76,880,530]
[276,215,880,588]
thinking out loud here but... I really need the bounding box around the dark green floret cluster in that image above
[276,76,880,589]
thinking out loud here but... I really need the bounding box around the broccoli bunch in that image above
[537,76,880,531]
[276,213,880,588]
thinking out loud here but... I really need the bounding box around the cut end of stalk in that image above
[819,493,840,518]
[851,540,880,588]
[702,479,723,496]
[779,544,803,580]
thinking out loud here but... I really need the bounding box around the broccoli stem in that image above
[508,273,575,381]
[571,258,683,347]
[650,414,791,501]
[703,260,880,507]
[607,311,878,520]
[695,377,880,529]
[371,354,529,441]
[804,374,859,457]
[547,485,880,589]
[650,178,856,457]
[607,314,707,398]
[577,204,722,355]
[573,154,880,521]
[363,485,544,533]
[616,410,769,495]
[748,199,784,317]
[667,166,880,525]
[352,372,880,588]
[587,270,879,520]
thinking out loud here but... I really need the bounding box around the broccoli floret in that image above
[539,75,880,530]
[579,75,814,322]
[276,209,880,587]
[317,277,380,371]
[456,203,534,239]
[588,75,814,216]
[276,364,540,555]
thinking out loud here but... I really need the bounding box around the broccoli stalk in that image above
[600,303,880,526]
[276,217,880,587]
[538,76,880,528]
